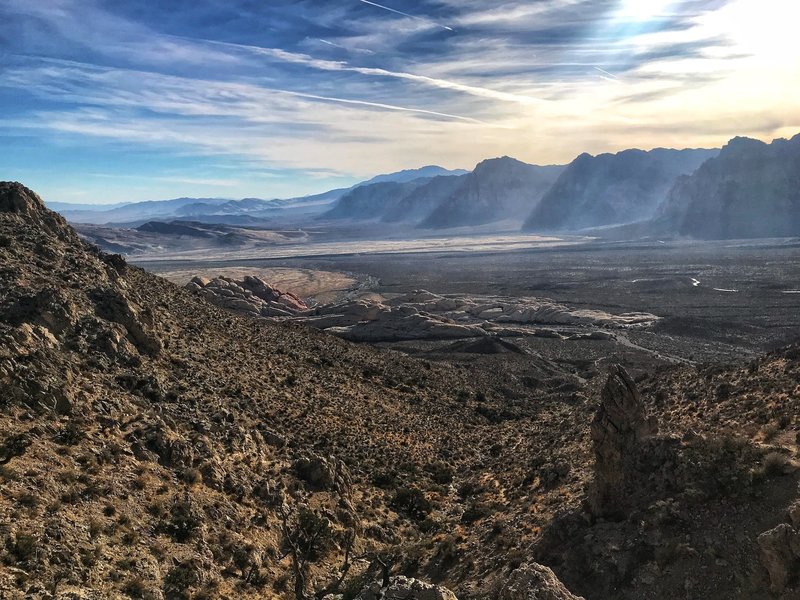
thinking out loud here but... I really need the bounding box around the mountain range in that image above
[49,133,800,241]
[522,147,718,231]
[654,134,800,239]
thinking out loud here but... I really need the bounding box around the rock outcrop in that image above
[0,181,79,242]
[757,501,800,593]
[187,275,309,317]
[498,563,585,600]
[353,576,458,600]
[589,365,656,518]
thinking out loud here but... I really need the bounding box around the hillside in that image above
[523,148,717,232]
[421,158,564,229]
[2,182,800,599]
[655,134,800,239]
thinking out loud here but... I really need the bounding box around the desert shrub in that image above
[293,508,334,562]
[159,498,203,542]
[123,576,149,598]
[342,573,371,600]
[763,452,789,477]
[164,561,202,599]
[424,462,454,485]
[10,532,39,565]
[371,470,398,489]
[715,382,732,401]
[461,502,491,524]
[181,468,203,485]
[391,487,431,520]
[761,423,780,442]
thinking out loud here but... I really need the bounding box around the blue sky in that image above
[1,0,798,203]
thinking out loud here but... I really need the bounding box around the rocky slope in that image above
[655,134,800,239]
[523,148,717,232]
[2,181,800,599]
[420,158,564,229]
[322,180,428,221]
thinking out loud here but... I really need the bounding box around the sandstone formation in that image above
[187,275,308,317]
[589,365,656,518]
[188,282,659,344]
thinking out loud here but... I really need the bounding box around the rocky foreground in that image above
[2,182,800,599]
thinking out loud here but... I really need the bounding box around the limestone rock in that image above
[589,365,655,518]
[499,563,585,600]
[355,576,458,600]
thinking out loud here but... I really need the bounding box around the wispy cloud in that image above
[0,0,798,202]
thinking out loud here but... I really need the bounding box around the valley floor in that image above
[136,236,800,369]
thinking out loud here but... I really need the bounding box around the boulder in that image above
[293,453,352,494]
[758,523,800,593]
[498,563,585,600]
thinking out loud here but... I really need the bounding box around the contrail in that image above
[194,38,548,106]
[593,66,621,80]
[282,90,488,124]
[316,38,375,55]
[358,0,454,31]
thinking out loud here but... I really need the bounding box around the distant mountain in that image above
[359,165,468,186]
[522,147,718,232]
[47,200,131,212]
[54,197,240,225]
[50,167,465,225]
[420,157,564,229]
[654,134,800,239]
[382,175,467,223]
[322,180,428,220]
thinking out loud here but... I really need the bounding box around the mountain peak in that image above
[0,181,77,241]
[0,181,47,215]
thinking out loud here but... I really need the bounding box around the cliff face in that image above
[420,157,563,229]
[523,148,717,231]
[656,134,800,239]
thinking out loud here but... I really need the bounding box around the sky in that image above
[1,0,798,204]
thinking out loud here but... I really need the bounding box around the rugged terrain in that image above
[2,182,800,600]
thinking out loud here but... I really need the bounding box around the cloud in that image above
[0,0,798,201]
